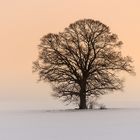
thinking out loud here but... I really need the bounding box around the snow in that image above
[0,109,140,140]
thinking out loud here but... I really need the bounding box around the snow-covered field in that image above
[0,109,140,140]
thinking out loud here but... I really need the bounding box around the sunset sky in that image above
[0,0,140,110]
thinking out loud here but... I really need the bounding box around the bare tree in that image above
[33,19,135,109]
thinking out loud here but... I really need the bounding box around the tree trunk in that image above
[79,93,87,109]
[79,78,87,109]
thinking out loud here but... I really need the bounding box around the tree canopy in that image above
[33,19,135,109]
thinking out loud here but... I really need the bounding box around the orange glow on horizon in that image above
[0,0,140,110]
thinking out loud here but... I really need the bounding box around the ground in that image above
[0,109,140,140]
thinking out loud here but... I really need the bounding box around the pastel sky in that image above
[0,0,140,110]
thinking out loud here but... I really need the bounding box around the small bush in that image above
[99,104,107,110]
